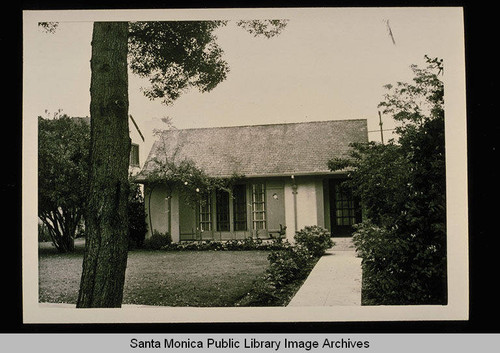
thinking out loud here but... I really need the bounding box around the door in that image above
[266,181,285,237]
[179,194,197,240]
[329,179,361,237]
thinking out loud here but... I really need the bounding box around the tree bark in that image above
[77,22,131,308]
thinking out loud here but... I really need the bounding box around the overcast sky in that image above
[24,8,465,159]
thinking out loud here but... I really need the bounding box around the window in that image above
[233,185,247,231]
[199,194,212,231]
[216,190,230,232]
[130,143,140,167]
[251,183,266,230]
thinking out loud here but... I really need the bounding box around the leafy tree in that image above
[329,56,446,305]
[38,114,90,252]
[70,20,287,307]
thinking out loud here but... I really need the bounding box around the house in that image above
[136,119,368,243]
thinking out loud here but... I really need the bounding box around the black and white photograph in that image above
[22,7,468,324]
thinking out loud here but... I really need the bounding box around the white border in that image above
[22,7,468,324]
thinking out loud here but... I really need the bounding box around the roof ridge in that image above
[159,118,367,133]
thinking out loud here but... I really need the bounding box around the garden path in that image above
[287,237,362,306]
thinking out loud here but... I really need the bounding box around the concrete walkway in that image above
[287,237,362,306]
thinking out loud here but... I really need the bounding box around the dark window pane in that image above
[233,185,247,231]
[216,190,230,232]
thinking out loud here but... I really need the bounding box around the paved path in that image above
[287,237,362,307]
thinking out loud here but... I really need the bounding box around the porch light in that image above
[272,193,279,200]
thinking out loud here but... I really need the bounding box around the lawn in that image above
[38,246,270,307]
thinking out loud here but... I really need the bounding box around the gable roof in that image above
[138,119,368,180]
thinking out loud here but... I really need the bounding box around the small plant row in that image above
[165,237,289,251]
[237,225,334,306]
[142,230,288,251]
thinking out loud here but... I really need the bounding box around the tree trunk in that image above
[77,22,131,308]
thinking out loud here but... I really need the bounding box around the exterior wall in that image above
[284,176,326,242]
[144,184,170,239]
[144,176,355,243]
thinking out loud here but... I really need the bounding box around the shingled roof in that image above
[138,119,368,180]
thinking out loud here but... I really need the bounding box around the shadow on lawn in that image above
[38,238,86,256]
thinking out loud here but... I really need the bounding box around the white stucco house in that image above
[136,119,368,243]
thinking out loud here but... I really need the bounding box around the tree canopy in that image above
[38,114,90,252]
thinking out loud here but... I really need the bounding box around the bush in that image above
[128,183,148,249]
[353,221,447,305]
[243,226,330,304]
[143,231,172,250]
[38,223,51,242]
[266,245,315,290]
[294,225,333,257]
[331,58,447,305]
[161,237,288,252]
[235,276,281,306]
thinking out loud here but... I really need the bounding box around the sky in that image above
[23,7,465,164]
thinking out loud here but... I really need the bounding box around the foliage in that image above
[38,22,59,33]
[353,220,446,305]
[235,20,289,38]
[143,230,172,250]
[38,115,90,252]
[294,225,334,257]
[127,20,288,105]
[128,21,229,105]
[329,56,447,305]
[127,182,148,249]
[38,223,51,242]
[238,226,332,306]
[266,245,315,290]
[140,130,245,208]
[161,237,287,252]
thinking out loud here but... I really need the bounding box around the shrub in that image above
[235,275,281,306]
[38,222,51,242]
[161,237,288,252]
[266,246,315,290]
[294,225,333,257]
[255,226,330,302]
[143,231,172,250]
[128,183,148,249]
[353,220,447,305]
[329,58,447,305]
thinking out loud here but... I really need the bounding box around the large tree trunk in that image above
[77,22,131,308]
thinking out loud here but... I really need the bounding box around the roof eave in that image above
[133,170,350,184]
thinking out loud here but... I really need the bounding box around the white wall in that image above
[284,176,325,242]
[144,184,170,239]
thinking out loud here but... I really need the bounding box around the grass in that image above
[39,245,270,307]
